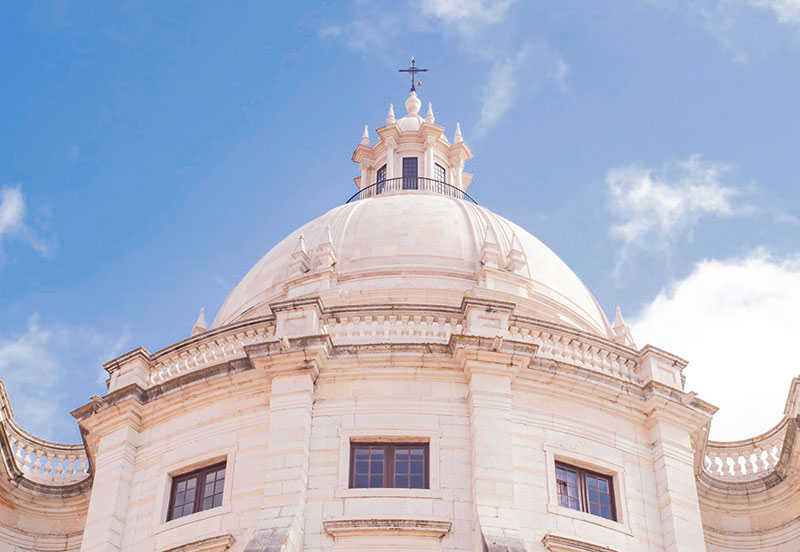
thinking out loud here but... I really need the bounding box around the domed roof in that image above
[213,193,612,337]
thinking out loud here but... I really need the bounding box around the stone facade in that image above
[1,92,798,552]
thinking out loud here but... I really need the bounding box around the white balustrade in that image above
[149,322,275,385]
[703,419,788,481]
[5,420,90,486]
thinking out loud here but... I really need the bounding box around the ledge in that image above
[162,534,235,552]
[323,518,451,539]
[542,534,619,552]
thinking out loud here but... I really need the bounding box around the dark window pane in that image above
[213,494,223,508]
[355,461,368,473]
[370,475,383,487]
[588,477,597,490]
[396,461,408,474]
[599,479,608,493]
[186,478,196,489]
[371,461,383,474]
[589,503,600,516]
[410,461,423,474]
[203,497,213,510]
[176,480,186,492]
[410,475,424,488]
[355,448,369,460]
[354,474,368,488]
[182,503,193,516]
[600,507,612,520]
[600,493,610,507]
[395,475,408,488]
[559,495,569,507]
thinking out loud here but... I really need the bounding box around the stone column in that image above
[385,139,396,180]
[424,138,434,179]
[79,404,142,552]
[648,413,708,552]
[454,161,464,191]
[456,342,530,552]
[359,163,369,189]
[245,364,317,552]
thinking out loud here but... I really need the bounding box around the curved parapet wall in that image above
[0,381,92,551]
[697,377,800,551]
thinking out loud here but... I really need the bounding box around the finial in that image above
[613,306,626,329]
[290,233,311,274]
[386,104,396,125]
[361,125,369,145]
[425,103,435,124]
[454,122,463,143]
[405,91,421,116]
[398,56,428,93]
[192,308,207,336]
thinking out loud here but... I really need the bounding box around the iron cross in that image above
[399,57,428,93]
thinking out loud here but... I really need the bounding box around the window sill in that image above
[546,503,633,536]
[334,487,442,499]
[154,504,232,535]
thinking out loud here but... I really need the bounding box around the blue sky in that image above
[1,1,799,443]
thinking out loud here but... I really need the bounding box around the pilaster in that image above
[244,342,326,552]
[646,408,708,552]
[79,400,142,552]
[454,340,533,552]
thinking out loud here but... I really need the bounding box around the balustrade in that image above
[702,418,788,481]
[4,417,89,486]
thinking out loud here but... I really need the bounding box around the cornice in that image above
[323,518,451,539]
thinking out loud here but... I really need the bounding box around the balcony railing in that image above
[346,177,477,204]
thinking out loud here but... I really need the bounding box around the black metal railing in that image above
[346,177,477,204]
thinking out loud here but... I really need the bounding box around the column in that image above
[385,139,396,179]
[459,351,527,552]
[79,407,141,552]
[244,363,317,552]
[649,415,708,552]
[359,164,369,190]
[424,138,434,179]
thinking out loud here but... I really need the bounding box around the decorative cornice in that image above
[542,534,619,552]
[161,534,235,552]
[323,518,451,539]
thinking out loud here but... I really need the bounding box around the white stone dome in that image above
[213,193,612,337]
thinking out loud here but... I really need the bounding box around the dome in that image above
[213,192,612,337]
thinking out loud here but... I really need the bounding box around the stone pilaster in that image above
[244,343,324,552]
[647,410,708,552]
[79,402,142,552]
[455,338,533,552]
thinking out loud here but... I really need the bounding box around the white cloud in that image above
[748,0,800,30]
[606,155,745,257]
[0,185,54,259]
[476,42,568,135]
[0,315,129,442]
[419,0,517,34]
[318,0,568,135]
[630,250,800,440]
[0,187,26,240]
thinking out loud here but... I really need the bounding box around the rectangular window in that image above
[402,157,418,189]
[376,164,387,195]
[167,462,226,521]
[555,462,615,521]
[434,163,446,183]
[350,443,428,489]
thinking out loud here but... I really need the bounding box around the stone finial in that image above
[505,233,527,273]
[480,224,503,269]
[405,91,421,116]
[290,233,311,274]
[316,225,337,269]
[425,102,435,123]
[386,104,396,125]
[612,306,636,347]
[360,125,369,145]
[192,308,207,336]
[454,122,463,143]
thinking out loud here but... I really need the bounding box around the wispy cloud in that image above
[748,0,800,31]
[0,186,55,261]
[606,155,747,262]
[0,315,129,442]
[476,41,567,135]
[318,0,567,135]
[630,250,800,440]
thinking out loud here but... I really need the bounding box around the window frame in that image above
[349,442,429,489]
[166,461,227,522]
[555,461,616,522]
